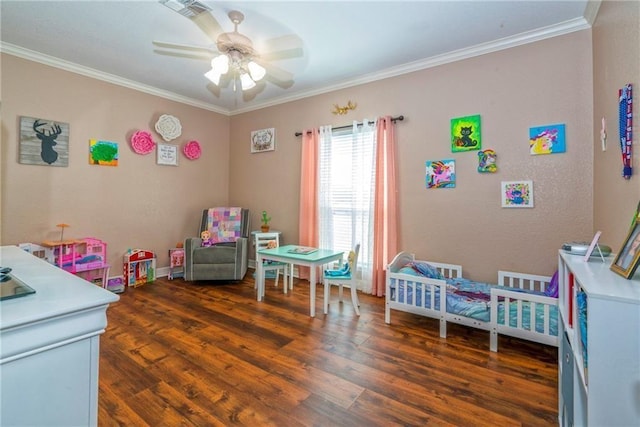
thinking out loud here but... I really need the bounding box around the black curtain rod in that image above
[294,115,404,137]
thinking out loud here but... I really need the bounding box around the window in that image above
[318,122,376,290]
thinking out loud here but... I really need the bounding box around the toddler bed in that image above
[385,252,558,351]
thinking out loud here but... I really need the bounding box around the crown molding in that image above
[583,0,602,26]
[231,16,592,115]
[1,14,592,116]
[0,42,230,115]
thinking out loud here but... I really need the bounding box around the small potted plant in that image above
[260,210,272,232]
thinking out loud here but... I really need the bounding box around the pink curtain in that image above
[298,128,319,280]
[371,116,398,296]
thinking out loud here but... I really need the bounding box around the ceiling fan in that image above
[154,0,303,92]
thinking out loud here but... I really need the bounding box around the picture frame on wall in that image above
[501,180,534,208]
[451,114,481,152]
[89,139,118,166]
[426,159,456,188]
[157,143,178,166]
[611,219,640,279]
[251,128,275,153]
[529,123,566,155]
[19,116,70,167]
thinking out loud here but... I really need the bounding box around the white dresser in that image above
[0,245,119,426]
[558,250,640,426]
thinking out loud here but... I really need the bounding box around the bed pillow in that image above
[404,261,445,280]
[544,270,559,298]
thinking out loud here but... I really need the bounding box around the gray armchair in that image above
[184,208,250,281]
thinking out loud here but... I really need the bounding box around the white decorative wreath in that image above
[155,114,182,142]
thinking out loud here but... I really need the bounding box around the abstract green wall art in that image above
[89,139,118,166]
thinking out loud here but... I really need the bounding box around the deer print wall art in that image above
[19,116,69,166]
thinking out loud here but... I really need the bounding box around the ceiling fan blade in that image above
[255,59,294,82]
[153,49,211,61]
[266,76,295,90]
[260,47,304,62]
[152,40,215,53]
[260,34,304,56]
[258,35,304,62]
[191,11,223,42]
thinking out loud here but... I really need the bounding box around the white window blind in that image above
[318,122,376,291]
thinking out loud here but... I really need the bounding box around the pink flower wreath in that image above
[183,140,201,160]
[130,130,155,155]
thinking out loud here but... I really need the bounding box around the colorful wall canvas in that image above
[19,116,69,167]
[451,114,481,152]
[89,139,118,166]
[477,149,497,173]
[426,159,456,188]
[501,180,534,208]
[529,123,566,155]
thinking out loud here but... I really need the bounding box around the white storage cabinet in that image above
[558,250,640,426]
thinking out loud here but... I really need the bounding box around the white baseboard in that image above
[111,262,303,282]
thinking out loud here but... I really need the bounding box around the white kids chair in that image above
[323,244,361,316]
[255,232,289,296]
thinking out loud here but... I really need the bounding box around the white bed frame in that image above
[385,252,558,352]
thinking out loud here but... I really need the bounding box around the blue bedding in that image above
[390,266,558,336]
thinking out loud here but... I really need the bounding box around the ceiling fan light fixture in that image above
[247,61,266,82]
[204,69,222,85]
[211,54,229,74]
[240,72,256,90]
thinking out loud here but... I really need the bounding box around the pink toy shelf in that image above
[124,249,156,287]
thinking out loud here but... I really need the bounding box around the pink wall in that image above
[0,55,230,268]
[230,30,595,282]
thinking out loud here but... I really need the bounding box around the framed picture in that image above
[583,231,605,262]
[157,143,178,166]
[251,128,275,153]
[426,159,455,188]
[89,139,118,166]
[611,219,640,279]
[451,114,481,152]
[501,180,534,208]
[19,116,69,167]
[529,123,566,155]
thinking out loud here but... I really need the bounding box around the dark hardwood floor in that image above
[98,272,558,426]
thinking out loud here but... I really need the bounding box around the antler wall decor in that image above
[332,100,357,115]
